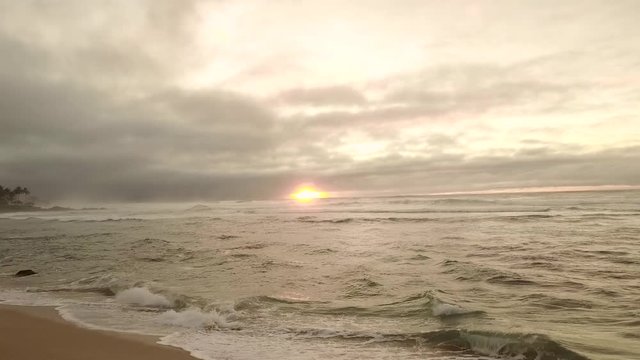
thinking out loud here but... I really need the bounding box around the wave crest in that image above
[158,308,239,330]
[287,327,590,360]
[431,301,483,317]
[115,287,172,308]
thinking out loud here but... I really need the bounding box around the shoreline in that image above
[0,304,197,360]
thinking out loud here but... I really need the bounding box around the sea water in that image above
[1,190,639,359]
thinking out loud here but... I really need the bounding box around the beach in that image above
[0,304,195,360]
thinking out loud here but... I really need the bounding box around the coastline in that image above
[0,205,75,213]
[0,304,197,360]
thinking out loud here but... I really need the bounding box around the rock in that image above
[14,269,37,277]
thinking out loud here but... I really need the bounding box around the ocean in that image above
[1,190,638,360]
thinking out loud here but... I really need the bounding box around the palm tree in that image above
[0,185,33,206]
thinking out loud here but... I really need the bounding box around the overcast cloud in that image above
[0,0,639,202]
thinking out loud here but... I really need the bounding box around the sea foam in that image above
[115,287,172,308]
[158,308,238,329]
[431,301,476,317]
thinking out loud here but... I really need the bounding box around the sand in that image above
[0,304,196,360]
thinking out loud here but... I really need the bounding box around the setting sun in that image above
[290,186,328,202]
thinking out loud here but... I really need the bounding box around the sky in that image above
[0,0,639,202]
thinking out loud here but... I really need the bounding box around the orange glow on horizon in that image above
[290,185,328,202]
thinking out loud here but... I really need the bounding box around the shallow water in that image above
[1,191,639,359]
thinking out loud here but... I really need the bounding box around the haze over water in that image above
[1,190,638,360]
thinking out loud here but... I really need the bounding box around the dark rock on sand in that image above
[14,269,37,277]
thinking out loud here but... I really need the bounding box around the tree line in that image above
[0,185,34,206]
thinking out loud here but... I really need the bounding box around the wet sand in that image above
[0,304,196,360]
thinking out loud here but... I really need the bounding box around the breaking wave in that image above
[115,287,173,308]
[158,308,239,330]
[28,275,197,311]
[281,290,487,321]
[26,274,125,297]
[430,301,483,317]
[286,327,590,360]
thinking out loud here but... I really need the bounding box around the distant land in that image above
[0,185,80,213]
[429,184,640,196]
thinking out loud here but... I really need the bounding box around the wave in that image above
[27,274,125,297]
[158,308,239,330]
[28,286,117,297]
[408,254,431,260]
[296,216,354,224]
[440,259,539,286]
[295,291,485,321]
[229,243,269,250]
[309,294,427,318]
[486,275,539,286]
[234,292,472,330]
[296,216,437,224]
[578,213,637,220]
[382,217,437,222]
[31,283,182,310]
[60,218,147,223]
[306,248,338,255]
[285,327,590,360]
[5,282,591,360]
[29,275,198,311]
[308,208,552,214]
[430,301,484,317]
[380,197,504,206]
[343,277,384,298]
[296,213,560,224]
[1,234,65,241]
[184,204,212,212]
[519,294,595,310]
[130,238,196,263]
[234,295,327,311]
[430,198,501,205]
[501,214,557,221]
[566,206,586,211]
[115,287,173,308]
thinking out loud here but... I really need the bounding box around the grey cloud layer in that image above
[284,60,605,130]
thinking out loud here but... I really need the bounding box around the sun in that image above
[290,186,328,202]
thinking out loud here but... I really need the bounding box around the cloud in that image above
[0,0,202,90]
[271,66,569,143]
[274,85,366,106]
[293,62,586,128]
[0,33,289,200]
[3,43,638,201]
[0,1,639,202]
[312,146,640,195]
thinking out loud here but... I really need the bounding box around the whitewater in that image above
[1,190,639,359]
